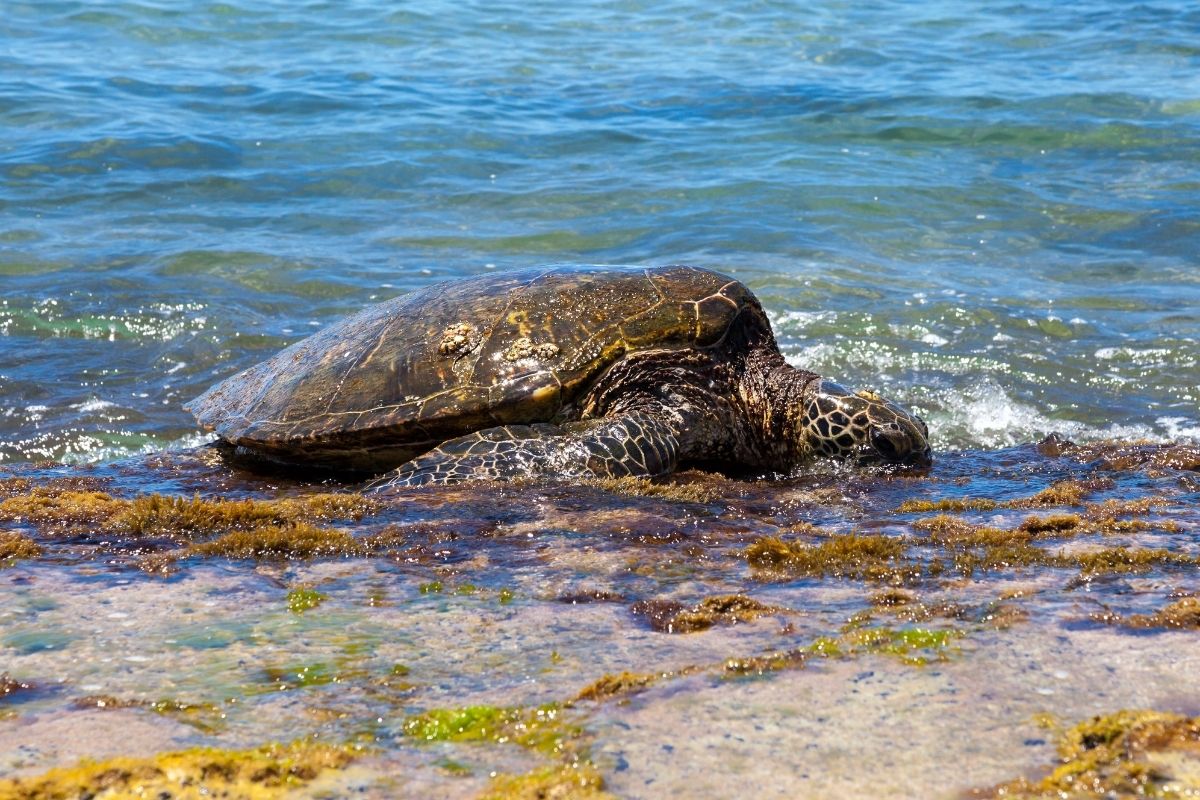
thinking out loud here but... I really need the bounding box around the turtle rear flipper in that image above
[373,412,680,487]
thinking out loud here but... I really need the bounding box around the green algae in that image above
[722,615,965,679]
[287,586,327,613]
[261,662,343,691]
[804,624,964,667]
[981,709,1200,798]
[0,739,364,800]
[806,636,845,658]
[480,763,615,800]
[846,626,963,665]
[403,705,522,741]
[402,703,582,759]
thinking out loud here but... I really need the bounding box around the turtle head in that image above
[799,379,932,467]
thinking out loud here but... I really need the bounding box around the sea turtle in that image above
[187,265,931,486]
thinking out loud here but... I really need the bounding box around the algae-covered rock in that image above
[981,709,1200,798]
[1049,439,1200,473]
[630,594,782,633]
[0,674,33,701]
[0,489,125,528]
[187,523,364,560]
[573,671,665,703]
[585,475,721,504]
[897,479,1109,514]
[1098,596,1200,631]
[0,486,378,539]
[0,739,363,800]
[479,763,615,800]
[0,530,40,563]
[746,533,915,583]
[119,492,381,535]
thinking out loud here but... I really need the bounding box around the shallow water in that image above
[2,0,1199,463]
[1,442,1199,796]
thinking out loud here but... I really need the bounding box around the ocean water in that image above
[2,0,1199,464]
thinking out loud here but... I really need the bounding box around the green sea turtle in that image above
[187,265,931,486]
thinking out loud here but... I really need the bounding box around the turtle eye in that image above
[870,427,902,461]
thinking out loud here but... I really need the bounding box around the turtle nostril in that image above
[870,427,903,462]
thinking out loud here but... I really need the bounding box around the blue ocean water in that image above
[1,0,1198,463]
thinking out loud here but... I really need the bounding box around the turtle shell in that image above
[186,265,768,470]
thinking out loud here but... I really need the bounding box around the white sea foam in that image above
[770,309,837,329]
[55,431,217,465]
[72,398,117,414]
[1094,346,1177,365]
[1158,416,1200,441]
[922,380,1191,451]
[783,338,1197,451]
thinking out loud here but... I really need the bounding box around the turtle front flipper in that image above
[372,412,681,487]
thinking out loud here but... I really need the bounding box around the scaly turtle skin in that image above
[187,265,931,485]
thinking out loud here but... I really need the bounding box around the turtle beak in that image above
[869,425,932,467]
